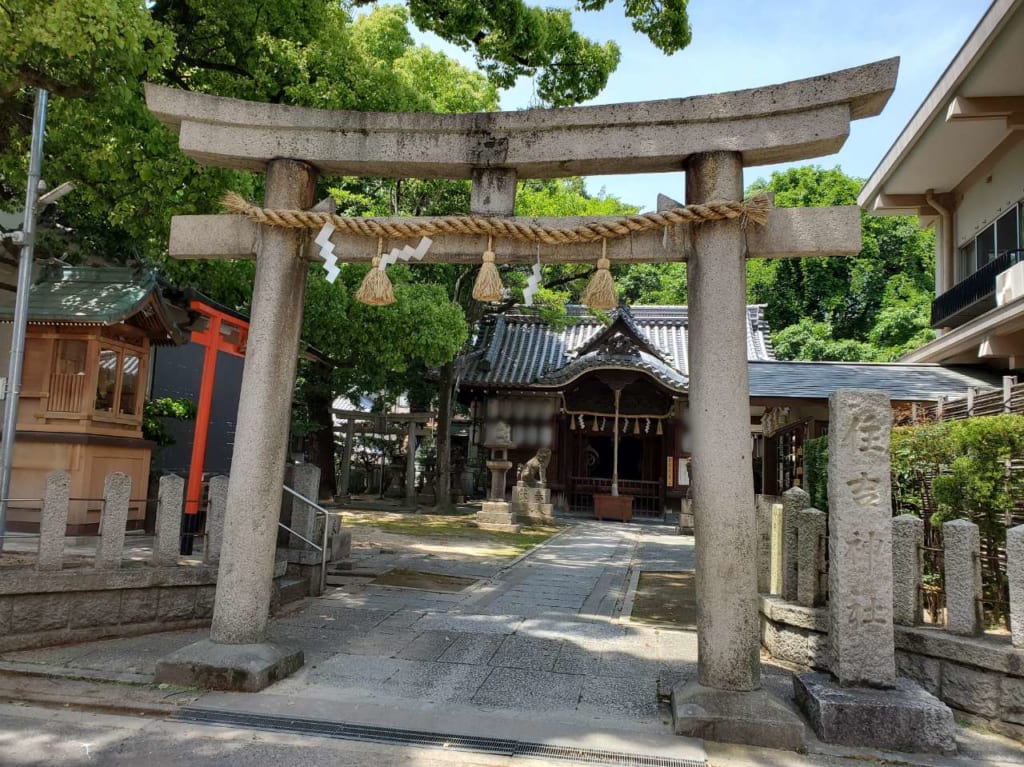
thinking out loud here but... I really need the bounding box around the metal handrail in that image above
[281,484,333,595]
[931,248,1024,327]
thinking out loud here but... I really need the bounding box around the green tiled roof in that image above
[0,267,183,343]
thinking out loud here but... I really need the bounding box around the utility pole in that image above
[0,89,48,549]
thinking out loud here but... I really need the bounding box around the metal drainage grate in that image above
[173,708,706,767]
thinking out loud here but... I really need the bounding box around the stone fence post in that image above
[1009,524,1023,648]
[892,514,923,626]
[782,486,809,602]
[943,519,982,636]
[95,472,131,570]
[204,475,228,567]
[37,470,70,571]
[154,474,185,567]
[796,507,826,607]
[288,463,321,550]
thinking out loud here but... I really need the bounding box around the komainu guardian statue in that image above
[518,448,551,487]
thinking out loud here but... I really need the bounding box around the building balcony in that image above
[931,249,1024,328]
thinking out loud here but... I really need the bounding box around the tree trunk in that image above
[303,368,337,500]
[434,359,456,512]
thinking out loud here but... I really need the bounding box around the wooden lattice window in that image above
[48,340,88,414]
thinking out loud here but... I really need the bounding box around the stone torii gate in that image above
[150,59,897,746]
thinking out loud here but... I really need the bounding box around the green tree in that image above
[745,166,935,361]
[1,0,690,498]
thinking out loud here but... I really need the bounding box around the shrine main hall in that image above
[456,303,999,518]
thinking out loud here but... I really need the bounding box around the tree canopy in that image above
[745,166,935,362]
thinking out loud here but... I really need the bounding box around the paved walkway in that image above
[2,521,1023,766]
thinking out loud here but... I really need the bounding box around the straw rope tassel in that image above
[472,236,504,302]
[581,240,616,311]
[355,238,395,306]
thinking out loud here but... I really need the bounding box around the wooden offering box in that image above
[593,494,633,522]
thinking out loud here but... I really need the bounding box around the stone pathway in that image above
[1,521,694,735]
[260,521,694,733]
[4,520,1022,766]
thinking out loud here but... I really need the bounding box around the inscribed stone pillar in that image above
[892,514,923,627]
[95,472,131,570]
[827,389,895,688]
[942,519,982,636]
[154,474,185,566]
[289,463,321,550]
[796,507,826,607]
[36,470,70,571]
[339,419,354,496]
[1008,524,1024,648]
[685,151,759,692]
[770,503,784,595]
[755,495,772,593]
[782,486,809,602]
[204,475,228,567]
[406,420,417,507]
[211,159,317,645]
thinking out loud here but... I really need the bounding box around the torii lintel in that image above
[144,58,898,179]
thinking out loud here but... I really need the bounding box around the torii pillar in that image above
[155,159,316,688]
[668,152,805,749]
[142,57,895,744]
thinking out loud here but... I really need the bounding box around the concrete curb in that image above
[0,670,200,718]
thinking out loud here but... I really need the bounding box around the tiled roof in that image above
[747,361,1002,401]
[460,304,1005,403]
[0,266,183,343]
[461,304,773,389]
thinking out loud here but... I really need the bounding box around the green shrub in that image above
[802,435,829,512]
[892,415,1024,541]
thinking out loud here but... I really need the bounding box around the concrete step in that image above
[277,576,309,605]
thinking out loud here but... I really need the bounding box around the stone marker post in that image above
[1009,524,1024,648]
[796,508,826,607]
[782,487,809,602]
[943,519,982,636]
[794,390,955,754]
[770,503,784,595]
[892,514,923,627]
[95,472,131,570]
[826,389,896,688]
[37,470,70,571]
[204,475,228,567]
[755,495,773,594]
[155,159,314,691]
[154,474,185,566]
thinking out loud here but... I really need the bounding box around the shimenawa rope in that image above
[222,191,770,244]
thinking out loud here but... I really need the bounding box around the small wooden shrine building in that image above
[457,304,1001,516]
[0,267,183,533]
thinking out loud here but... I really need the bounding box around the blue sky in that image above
[413,0,992,209]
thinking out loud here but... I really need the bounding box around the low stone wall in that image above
[760,595,1024,739]
[0,566,217,653]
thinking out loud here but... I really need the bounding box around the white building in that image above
[860,0,1024,370]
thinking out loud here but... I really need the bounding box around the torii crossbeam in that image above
[148,59,898,749]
